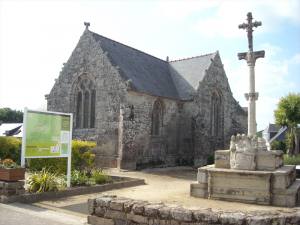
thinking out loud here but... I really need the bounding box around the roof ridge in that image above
[90,31,168,64]
[169,52,216,62]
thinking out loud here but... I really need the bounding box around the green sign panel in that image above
[24,111,72,158]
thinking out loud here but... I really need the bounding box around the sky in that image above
[0,0,299,131]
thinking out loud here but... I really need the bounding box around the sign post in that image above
[21,108,73,187]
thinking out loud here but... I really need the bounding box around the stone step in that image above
[272,165,296,190]
[272,179,300,207]
[190,183,208,198]
[197,164,213,184]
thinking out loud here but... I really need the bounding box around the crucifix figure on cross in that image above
[238,12,262,52]
[237,12,265,136]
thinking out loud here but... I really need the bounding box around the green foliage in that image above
[71,170,89,186]
[91,169,111,184]
[0,136,21,163]
[283,154,300,165]
[27,168,64,193]
[71,140,96,171]
[0,108,23,123]
[207,154,215,165]
[274,93,300,155]
[271,140,286,153]
[274,93,300,127]
[71,169,111,186]
[28,158,67,174]
[28,140,96,174]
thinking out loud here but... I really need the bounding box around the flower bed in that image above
[0,168,25,181]
[0,176,145,204]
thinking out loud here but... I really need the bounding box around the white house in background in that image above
[0,123,23,137]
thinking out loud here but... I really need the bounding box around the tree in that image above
[274,93,300,155]
[0,108,23,123]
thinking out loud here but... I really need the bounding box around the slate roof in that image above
[0,123,23,137]
[91,31,216,100]
[264,123,280,133]
[269,126,287,143]
[91,32,180,100]
[170,53,216,88]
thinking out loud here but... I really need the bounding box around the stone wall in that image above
[87,196,300,225]
[119,91,192,169]
[188,53,247,166]
[46,30,128,167]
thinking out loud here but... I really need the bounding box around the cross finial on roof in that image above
[84,22,90,30]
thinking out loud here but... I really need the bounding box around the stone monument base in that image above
[191,164,300,207]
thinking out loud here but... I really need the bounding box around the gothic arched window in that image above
[75,77,96,129]
[151,100,163,136]
[210,91,223,137]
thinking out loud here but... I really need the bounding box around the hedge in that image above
[0,137,96,174]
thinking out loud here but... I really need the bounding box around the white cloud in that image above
[290,53,300,64]
[189,0,300,38]
[155,0,218,21]
[226,43,299,130]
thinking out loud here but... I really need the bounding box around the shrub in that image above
[91,169,111,184]
[27,168,64,193]
[71,140,96,171]
[207,154,215,165]
[28,140,96,174]
[284,154,300,165]
[0,136,21,163]
[0,158,20,169]
[271,140,287,153]
[71,170,89,186]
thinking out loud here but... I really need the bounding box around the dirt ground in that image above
[35,166,299,215]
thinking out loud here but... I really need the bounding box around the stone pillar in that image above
[238,12,265,135]
[245,62,258,136]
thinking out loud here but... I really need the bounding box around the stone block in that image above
[272,179,300,207]
[127,212,148,224]
[158,206,171,220]
[272,165,296,190]
[170,207,192,222]
[256,150,283,171]
[214,150,230,168]
[110,198,131,211]
[193,209,219,223]
[88,198,96,214]
[132,201,147,215]
[95,196,114,208]
[144,203,164,218]
[207,168,272,205]
[190,183,208,198]
[104,209,126,220]
[95,207,106,217]
[87,215,114,225]
[197,164,213,183]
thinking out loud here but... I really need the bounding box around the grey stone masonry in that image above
[88,195,300,225]
[46,26,247,169]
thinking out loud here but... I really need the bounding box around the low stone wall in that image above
[87,196,300,225]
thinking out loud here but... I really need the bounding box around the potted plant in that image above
[0,159,25,181]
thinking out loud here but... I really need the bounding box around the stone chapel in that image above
[46,24,247,170]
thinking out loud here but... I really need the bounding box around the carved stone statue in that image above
[230,134,258,170]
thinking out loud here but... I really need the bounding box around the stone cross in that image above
[237,12,265,136]
[84,22,90,30]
